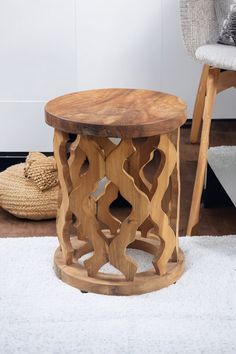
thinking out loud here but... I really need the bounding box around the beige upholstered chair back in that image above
[180,0,233,58]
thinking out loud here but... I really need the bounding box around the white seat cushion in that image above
[195,44,236,71]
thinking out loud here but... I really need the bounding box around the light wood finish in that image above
[169,130,181,261]
[127,136,159,239]
[150,134,178,275]
[127,136,160,195]
[188,67,236,235]
[52,133,183,294]
[97,181,120,235]
[54,234,185,296]
[69,136,108,277]
[106,139,150,281]
[68,135,86,240]
[187,68,220,235]
[47,89,187,295]
[190,64,209,144]
[53,130,74,264]
[45,89,186,138]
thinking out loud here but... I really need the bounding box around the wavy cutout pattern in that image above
[55,131,179,279]
[106,139,150,280]
[150,134,177,275]
[127,137,160,239]
[68,135,86,240]
[97,181,120,235]
[95,137,121,236]
[127,137,159,238]
[53,130,74,264]
[127,136,159,195]
[69,136,109,277]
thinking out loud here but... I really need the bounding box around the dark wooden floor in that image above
[0,121,236,237]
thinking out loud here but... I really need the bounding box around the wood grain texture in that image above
[169,129,181,261]
[53,131,181,286]
[150,134,178,275]
[68,135,86,240]
[95,137,121,235]
[54,235,185,296]
[127,136,160,239]
[190,64,209,144]
[127,136,160,195]
[45,89,187,138]
[106,139,150,280]
[97,181,120,235]
[187,68,220,235]
[69,136,108,276]
[53,130,74,264]
[188,67,236,235]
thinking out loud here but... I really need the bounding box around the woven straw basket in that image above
[0,153,59,220]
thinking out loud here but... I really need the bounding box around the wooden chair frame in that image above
[187,65,236,235]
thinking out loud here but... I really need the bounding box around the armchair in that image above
[180,0,236,235]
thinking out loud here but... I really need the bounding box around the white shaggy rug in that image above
[208,146,236,206]
[0,236,236,354]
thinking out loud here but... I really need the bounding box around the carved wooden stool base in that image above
[54,232,184,296]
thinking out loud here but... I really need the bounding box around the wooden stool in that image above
[45,89,187,296]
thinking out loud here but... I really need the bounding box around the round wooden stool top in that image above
[45,89,187,138]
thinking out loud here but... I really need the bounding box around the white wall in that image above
[77,0,162,91]
[0,0,77,151]
[0,0,235,151]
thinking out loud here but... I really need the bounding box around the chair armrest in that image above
[180,0,219,58]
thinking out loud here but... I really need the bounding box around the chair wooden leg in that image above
[190,64,209,144]
[187,68,220,236]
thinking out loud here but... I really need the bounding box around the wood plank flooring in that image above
[0,121,236,237]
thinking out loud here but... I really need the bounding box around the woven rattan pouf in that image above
[0,153,58,220]
[45,89,187,296]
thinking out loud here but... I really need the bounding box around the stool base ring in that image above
[54,234,184,296]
